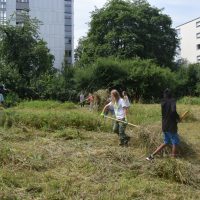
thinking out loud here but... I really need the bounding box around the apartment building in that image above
[176,17,200,63]
[0,0,74,68]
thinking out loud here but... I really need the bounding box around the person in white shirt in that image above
[101,89,130,146]
[0,84,6,106]
[80,92,85,107]
[122,91,130,109]
[0,93,4,105]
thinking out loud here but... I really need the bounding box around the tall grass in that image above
[178,96,200,105]
[129,104,161,125]
[1,110,110,132]
[0,101,111,132]
[18,100,76,110]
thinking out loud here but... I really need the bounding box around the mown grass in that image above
[0,100,199,199]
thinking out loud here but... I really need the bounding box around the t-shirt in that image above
[161,98,180,133]
[87,95,94,103]
[0,93,4,103]
[108,98,126,119]
[80,94,84,102]
[123,96,130,107]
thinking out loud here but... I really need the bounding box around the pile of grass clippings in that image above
[134,125,197,158]
[146,158,200,186]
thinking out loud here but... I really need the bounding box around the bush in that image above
[74,58,177,102]
[4,92,21,107]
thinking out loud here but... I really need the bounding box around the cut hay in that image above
[93,89,110,111]
[133,125,197,158]
[146,158,200,186]
[181,112,198,122]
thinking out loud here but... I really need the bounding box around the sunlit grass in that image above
[0,100,199,199]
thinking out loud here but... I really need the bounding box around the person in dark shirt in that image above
[146,88,180,161]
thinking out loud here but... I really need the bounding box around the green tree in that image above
[0,14,54,98]
[187,64,200,96]
[76,0,178,68]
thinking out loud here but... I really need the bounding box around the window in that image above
[197,33,200,39]
[65,14,71,19]
[0,10,6,24]
[16,0,29,2]
[197,44,200,50]
[65,6,71,14]
[65,19,71,25]
[16,9,28,15]
[65,25,72,32]
[196,21,200,27]
[65,37,71,44]
[197,55,200,62]
[65,50,72,57]
[0,3,6,9]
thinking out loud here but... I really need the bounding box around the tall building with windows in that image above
[0,0,74,68]
[176,17,200,63]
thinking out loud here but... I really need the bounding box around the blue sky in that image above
[74,0,200,47]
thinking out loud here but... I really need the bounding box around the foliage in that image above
[75,0,178,68]
[0,14,54,98]
[74,58,176,101]
[4,92,20,107]
[175,63,200,97]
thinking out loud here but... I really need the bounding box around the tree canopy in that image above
[0,14,55,98]
[75,0,178,68]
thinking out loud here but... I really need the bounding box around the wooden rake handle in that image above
[179,110,189,122]
[104,115,140,128]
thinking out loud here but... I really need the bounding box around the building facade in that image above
[0,0,74,68]
[176,17,200,63]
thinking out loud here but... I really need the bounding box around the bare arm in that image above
[123,107,128,120]
[102,103,110,114]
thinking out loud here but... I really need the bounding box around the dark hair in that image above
[163,88,172,99]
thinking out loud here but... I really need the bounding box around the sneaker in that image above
[146,154,154,161]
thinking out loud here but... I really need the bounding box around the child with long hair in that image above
[101,89,130,146]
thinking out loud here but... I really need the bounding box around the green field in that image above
[0,101,200,199]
